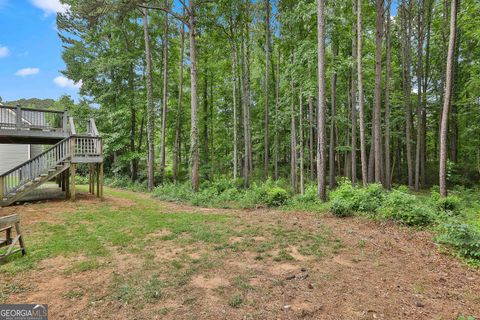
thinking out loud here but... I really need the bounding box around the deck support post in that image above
[96,163,103,199]
[70,163,76,201]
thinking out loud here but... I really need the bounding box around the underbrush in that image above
[330,180,480,264]
[153,178,293,209]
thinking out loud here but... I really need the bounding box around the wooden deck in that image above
[0,106,104,207]
[0,105,70,144]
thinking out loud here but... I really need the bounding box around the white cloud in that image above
[15,68,40,76]
[30,0,69,15]
[0,45,9,58]
[53,76,82,89]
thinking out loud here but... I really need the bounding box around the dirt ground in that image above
[0,190,479,320]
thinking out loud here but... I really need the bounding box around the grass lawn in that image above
[0,187,479,319]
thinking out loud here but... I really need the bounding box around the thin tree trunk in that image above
[401,1,414,188]
[309,96,314,182]
[421,0,433,186]
[415,0,424,191]
[143,6,155,191]
[357,0,368,187]
[317,0,327,201]
[189,1,200,191]
[230,38,239,180]
[373,0,384,185]
[264,0,270,178]
[351,0,357,186]
[203,72,209,178]
[384,0,392,189]
[439,0,457,197]
[299,92,305,194]
[173,16,185,181]
[274,47,280,180]
[329,43,337,189]
[128,63,138,182]
[160,0,169,183]
[290,72,297,192]
[241,25,251,188]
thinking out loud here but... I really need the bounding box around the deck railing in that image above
[0,135,102,198]
[0,105,68,132]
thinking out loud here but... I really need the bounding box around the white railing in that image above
[0,105,68,132]
[73,136,102,158]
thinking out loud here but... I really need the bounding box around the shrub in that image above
[436,195,461,215]
[266,187,289,207]
[330,182,360,211]
[330,198,354,217]
[153,182,193,202]
[379,190,433,226]
[356,183,386,214]
[436,222,480,261]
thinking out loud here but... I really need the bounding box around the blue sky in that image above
[0,0,80,103]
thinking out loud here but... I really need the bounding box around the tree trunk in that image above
[329,43,337,189]
[189,1,200,191]
[317,0,327,201]
[351,0,357,186]
[309,96,315,182]
[203,72,209,179]
[415,0,424,191]
[373,0,384,185]
[357,0,368,187]
[143,6,155,191]
[439,0,457,197]
[274,47,280,180]
[160,0,169,183]
[290,73,297,192]
[173,15,185,181]
[421,0,433,186]
[129,63,138,182]
[299,92,305,195]
[401,1,414,188]
[230,37,239,180]
[264,0,270,179]
[384,0,392,189]
[241,23,252,187]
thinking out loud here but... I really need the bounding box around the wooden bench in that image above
[0,214,26,260]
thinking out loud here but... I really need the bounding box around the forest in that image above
[56,0,480,199]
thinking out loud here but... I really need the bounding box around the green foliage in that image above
[356,184,386,213]
[266,187,289,207]
[105,176,147,192]
[436,222,480,261]
[329,182,385,216]
[379,190,433,226]
[330,198,354,217]
[436,195,461,215]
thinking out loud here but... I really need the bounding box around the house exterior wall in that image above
[0,144,30,174]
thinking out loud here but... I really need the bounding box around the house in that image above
[0,103,43,174]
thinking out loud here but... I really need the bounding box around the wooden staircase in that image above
[0,105,103,207]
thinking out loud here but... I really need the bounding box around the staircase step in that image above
[34,177,42,182]
[40,173,48,177]
[25,181,33,187]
